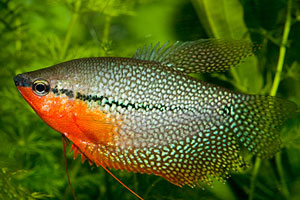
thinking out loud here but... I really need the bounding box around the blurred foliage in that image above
[0,0,300,199]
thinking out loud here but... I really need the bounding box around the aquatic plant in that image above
[1,0,299,199]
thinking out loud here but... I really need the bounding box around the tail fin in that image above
[230,94,298,158]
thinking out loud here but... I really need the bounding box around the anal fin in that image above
[70,143,93,166]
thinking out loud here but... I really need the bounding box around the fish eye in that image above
[32,79,50,96]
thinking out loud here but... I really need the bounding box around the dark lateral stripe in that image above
[76,92,179,112]
[52,88,74,98]
[51,88,232,115]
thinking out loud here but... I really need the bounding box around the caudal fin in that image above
[230,94,298,158]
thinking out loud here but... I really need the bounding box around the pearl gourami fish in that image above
[14,40,297,195]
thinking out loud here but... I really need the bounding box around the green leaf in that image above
[192,0,263,93]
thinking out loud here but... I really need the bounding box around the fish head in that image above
[14,67,59,110]
[14,61,118,146]
[13,64,80,138]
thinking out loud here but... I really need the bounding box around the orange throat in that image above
[17,86,121,164]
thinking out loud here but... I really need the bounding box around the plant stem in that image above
[249,1,292,199]
[269,0,292,96]
[275,152,290,199]
[270,0,292,199]
[60,0,82,60]
[249,158,261,200]
[249,0,292,200]
[100,14,112,56]
[102,15,111,44]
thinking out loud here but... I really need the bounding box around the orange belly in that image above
[17,87,195,187]
[17,87,121,163]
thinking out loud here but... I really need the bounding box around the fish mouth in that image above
[14,74,31,87]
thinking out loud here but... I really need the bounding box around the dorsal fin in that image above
[132,39,259,74]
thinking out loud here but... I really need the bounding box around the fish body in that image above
[14,40,297,187]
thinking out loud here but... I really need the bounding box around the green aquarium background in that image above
[1,0,300,199]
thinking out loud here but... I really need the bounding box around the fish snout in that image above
[14,74,22,86]
[14,74,31,87]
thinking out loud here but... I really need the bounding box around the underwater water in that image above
[1,0,300,199]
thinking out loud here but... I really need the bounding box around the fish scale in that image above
[31,58,282,186]
[14,39,298,189]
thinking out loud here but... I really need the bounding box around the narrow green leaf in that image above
[192,0,263,93]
